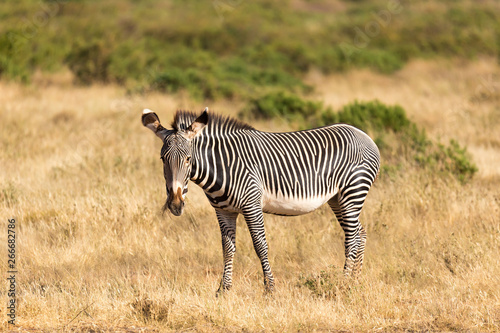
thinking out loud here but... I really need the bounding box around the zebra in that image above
[142,107,380,294]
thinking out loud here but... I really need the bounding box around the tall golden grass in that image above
[0,60,499,331]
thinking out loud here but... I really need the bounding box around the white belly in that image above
[262,190,337,216]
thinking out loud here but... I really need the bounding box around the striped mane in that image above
[171,110,254,132]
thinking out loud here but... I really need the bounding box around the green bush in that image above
[108,41,149,84]
[65,40,111,84]
[146,54,307,100]
[324,100,477,182]
[151,69,194,94]
[0,30,32,82]
[316,100,410,133]
[242,95,477,182]
[420,140,478,183]
[151,68,222,100]
[241,91,325,122]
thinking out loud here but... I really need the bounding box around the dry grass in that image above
[1,60,499,332]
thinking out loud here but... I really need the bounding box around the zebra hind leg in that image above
[215,209,238,296]
[352,224,367,274]
[328,193,367,278]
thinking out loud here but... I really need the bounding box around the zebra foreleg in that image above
[215,209,238,296]
[242,207,275,293]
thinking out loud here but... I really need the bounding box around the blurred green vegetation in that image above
[242,93,477,182]
[241,91,321,122]
[1,0,499,98]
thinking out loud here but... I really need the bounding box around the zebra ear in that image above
[142,109,168,140]
[184,108,208,140]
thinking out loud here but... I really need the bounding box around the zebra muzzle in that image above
[167,187,185,216]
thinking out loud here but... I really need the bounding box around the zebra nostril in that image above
[169,201,184,216]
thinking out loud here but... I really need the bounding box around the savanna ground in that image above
[1,58,499,332]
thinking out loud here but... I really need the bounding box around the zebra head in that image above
[142,108,208,216]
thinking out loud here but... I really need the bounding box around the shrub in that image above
[146,53,307,100]
[151,68,193,94]
[420,140,478,183]
[242,95,477,182]
[241,91,325,122]
[328,100,477,182]
[65,40,112,84]
[316,100,411,133]
[0,30,31,82]
[108,41,149,84]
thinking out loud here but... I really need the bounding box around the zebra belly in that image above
[262,191,336,216]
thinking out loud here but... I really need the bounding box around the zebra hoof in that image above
[216,284,231,297]
[264,289,274,297]
[216,289,229,298]
[263,278,275,295]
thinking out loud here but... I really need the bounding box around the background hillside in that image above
[0,0,499,332]
[2,0,500,98]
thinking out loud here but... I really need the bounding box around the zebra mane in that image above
[171,110,254,132]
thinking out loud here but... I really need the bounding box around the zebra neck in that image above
[189,130,248,190]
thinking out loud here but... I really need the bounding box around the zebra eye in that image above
[185,156,191,164]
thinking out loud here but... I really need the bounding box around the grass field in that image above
[0,58,499,331]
